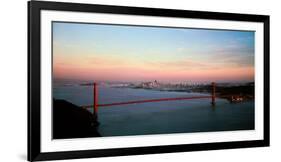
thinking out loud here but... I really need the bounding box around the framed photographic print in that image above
[28,0,270,161]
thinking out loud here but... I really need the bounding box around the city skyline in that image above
[53,22,255,83]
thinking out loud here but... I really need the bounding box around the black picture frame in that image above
[28,1,270,161]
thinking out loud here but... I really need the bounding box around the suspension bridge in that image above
[82,82,217,121]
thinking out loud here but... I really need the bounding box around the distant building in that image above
[140,80,160,88]
[231,96,244,102]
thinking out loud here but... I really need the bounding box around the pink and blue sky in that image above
[53,22,255,83]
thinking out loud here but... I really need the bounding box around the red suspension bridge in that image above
[82,82,217,120]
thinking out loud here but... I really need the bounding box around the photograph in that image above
[28,1,269,160]
[52,22,255,139]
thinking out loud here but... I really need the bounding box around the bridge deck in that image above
[82,96,212,108]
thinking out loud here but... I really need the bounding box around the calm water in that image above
[53,84,254,137]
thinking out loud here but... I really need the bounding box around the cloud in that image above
[177,47,185,52]
[146,59,216,71]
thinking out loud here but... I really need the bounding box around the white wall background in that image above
[0,0,278,161]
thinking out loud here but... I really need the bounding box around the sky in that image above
[53,22,255,83]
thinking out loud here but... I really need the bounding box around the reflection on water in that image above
[53,84,254,137]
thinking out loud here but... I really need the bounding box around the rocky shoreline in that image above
[53,99,100,139]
